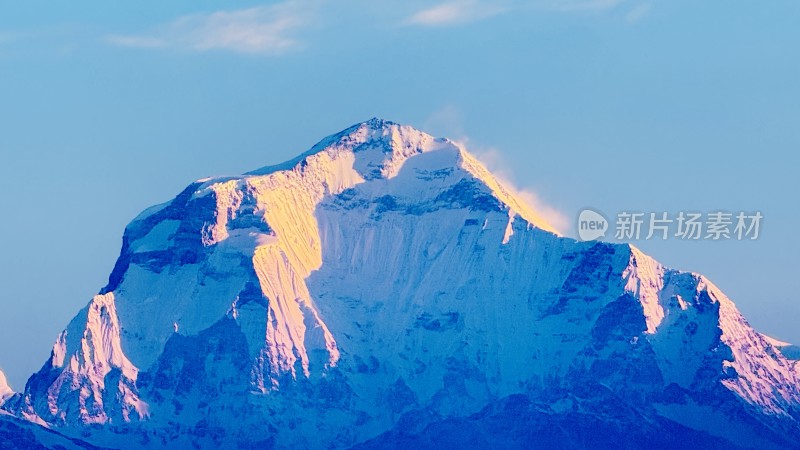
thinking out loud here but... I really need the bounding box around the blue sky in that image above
[1,0,798,388]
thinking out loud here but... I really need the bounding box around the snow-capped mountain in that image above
[0,370,12,406]
[3,119,800,449]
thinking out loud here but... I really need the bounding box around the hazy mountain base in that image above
[354,394,746,450]
[0,414,105,450]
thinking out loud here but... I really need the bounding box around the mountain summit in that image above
[3,119,800,449]
[0,370,12,406]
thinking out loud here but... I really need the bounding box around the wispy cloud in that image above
[423,104,467,139]
[406,0,647,27]
[405,0,508,27]
[470,147,570,234]
[625,2,652,22]
[423,106,569,234]
[106,2,313,55]
[549,0,627,13]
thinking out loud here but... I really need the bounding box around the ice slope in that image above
[4,119,800,449]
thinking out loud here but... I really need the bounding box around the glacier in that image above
[2,118,800,449]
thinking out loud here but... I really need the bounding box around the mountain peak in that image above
[0,369,12,406]
[362,116,399,129]
[242,119,560,233]
[245,117,440,178]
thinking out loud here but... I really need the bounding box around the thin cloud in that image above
[423,104,467,139]
[625,3,652,22]
[406,0,507,27]
[422,107,568,233]
[406,0,645,27]
[106,2,313,55]
[470,147,570,234]
[551,0,627,12]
